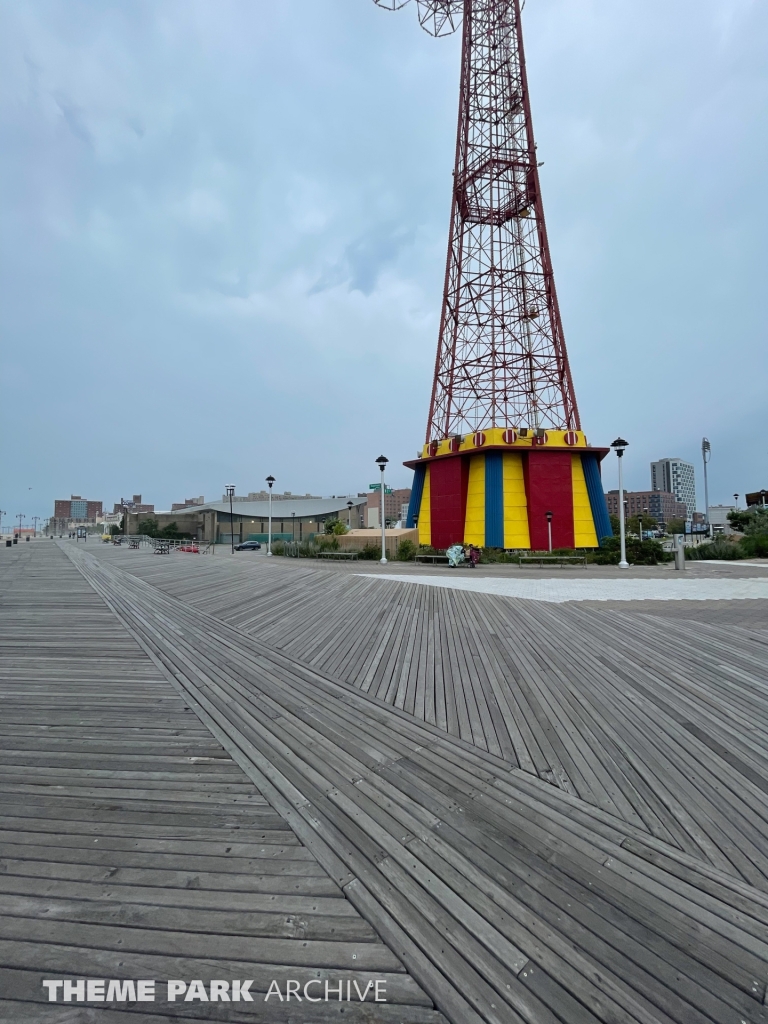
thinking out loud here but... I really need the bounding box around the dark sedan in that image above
[234,540,262,551]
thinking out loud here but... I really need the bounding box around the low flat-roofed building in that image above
[126,496,368,545]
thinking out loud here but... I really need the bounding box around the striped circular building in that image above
[404,429,611,551]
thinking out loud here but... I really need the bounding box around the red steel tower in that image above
[376,0,612,550]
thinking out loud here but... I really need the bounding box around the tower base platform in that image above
[404,428,613,550]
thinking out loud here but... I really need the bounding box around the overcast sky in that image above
[1,0,766,523]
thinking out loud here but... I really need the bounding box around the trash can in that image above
[5,540,11,547]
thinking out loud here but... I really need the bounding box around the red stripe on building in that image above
[429,456,469,549]
[525,452,575,550]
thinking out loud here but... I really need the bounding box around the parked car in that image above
[234,540,261,551]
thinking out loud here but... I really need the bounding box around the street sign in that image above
[369,484,393,493]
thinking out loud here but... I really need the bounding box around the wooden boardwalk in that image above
[0,544,444,1022]
[1,541,767,1022]
[104,549,768,889]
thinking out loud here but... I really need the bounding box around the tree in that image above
[728,506,768,536]
[136,517,159,537]
[665,518,686,535]
[608,514,620,536]
[627,514,656,538]
[324,518,349,536]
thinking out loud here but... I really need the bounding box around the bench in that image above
[518,555,587,567]
[316,551,359,560]
[415,554,450,565]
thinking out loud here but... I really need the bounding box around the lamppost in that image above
[16,513,25,541]
[375,455,388,564]
[347,500,354,531]
[545,510,553,553]
[0,510,5,536]
[702,438,711,536]
[611,438,629,568]
[291,510,296,552]
[762,489,766,509]
[733,494,739,508]
[32,516,40,537]
[637,506,648,542]
[225,485,235,554]
[266,475,275,555]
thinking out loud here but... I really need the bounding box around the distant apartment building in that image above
[365,487,412,528]
[53,496,103,523]
[605,490,687,526]
[113,494,155,515]
[171,496,205,511]
[650,458,696,521]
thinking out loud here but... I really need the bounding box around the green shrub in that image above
[685,539,743,560]
[739,534,768,558]
[590,536,668,565]
[395,539,417,561]
[357,543,382,560]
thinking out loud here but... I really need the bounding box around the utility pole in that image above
[16,513,25,539]
[32,516,40,536]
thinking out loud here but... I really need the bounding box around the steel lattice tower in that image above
[375,0,580,441]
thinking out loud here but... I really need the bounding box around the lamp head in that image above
[375,455,388,471]
[610,437,628,457]
[266,475,275,488]
[545,510,553,522]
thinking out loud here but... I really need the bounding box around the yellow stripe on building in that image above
[418,465,431,547]
[572,455,598,548]
[464,455,485,546]
[502,453,530,548]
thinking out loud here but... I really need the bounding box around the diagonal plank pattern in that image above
[103,549,768,889]
[61,542,768,1024]
[0,544,444,1023]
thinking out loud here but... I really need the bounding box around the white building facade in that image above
[651,458,697,522]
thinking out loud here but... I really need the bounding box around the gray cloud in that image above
[0,0,766,520]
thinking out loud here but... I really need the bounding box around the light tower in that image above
[376,0,612,550]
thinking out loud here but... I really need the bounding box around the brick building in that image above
[171,496,205,511]
[605,490,687,526]
[53,496,103,523]
[365,487,412,528]
[113,495,155,515]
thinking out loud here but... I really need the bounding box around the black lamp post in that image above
[291,510,296,551]
[266,475,275,555]
[226,485,235,553]
[610,437,629,568]
[346,500,354,531]
[545,510,553,553]
[375,455,389,564]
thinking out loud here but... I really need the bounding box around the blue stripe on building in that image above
[582,454,612,541]
[484,452,504,547]
[406,464,426,528]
